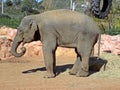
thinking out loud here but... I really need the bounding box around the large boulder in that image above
[0,37,13,60]
[0,26,17,40]
[100,34,120,55]
[0,26,17,60]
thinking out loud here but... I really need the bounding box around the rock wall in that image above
[100,34,120,55]
[0,26,120,60]
[0,26,16,60]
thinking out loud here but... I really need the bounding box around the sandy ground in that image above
[0,55,120,90]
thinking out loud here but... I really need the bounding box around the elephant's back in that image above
[40,9,89,21]
[39,9,99,34]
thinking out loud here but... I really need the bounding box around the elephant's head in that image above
[11,16,40,57]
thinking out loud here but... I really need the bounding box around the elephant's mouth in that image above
[23,38,33,44]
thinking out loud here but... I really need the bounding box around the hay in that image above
[90,52,120,78]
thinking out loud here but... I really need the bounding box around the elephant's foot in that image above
[76,69,89,77]
[44,73,55,78]
[69,69,77,75]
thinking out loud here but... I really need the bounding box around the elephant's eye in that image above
[17,30,23,34]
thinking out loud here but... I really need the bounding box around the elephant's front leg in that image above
[42,41,56,78]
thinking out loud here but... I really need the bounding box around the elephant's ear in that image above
[29,20,38,37]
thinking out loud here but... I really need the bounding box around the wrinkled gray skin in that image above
[11,9,99,78]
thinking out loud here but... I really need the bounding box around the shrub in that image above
[103,28,120,35]
[0,16,21,28]
[0,14,11,19]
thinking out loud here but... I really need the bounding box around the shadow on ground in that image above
[22,57,107,76]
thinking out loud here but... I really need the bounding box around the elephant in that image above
[10,9,100,78]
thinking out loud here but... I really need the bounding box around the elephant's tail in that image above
[97,33,101,57]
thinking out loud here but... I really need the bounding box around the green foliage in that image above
[6,0,13,6]
[102,28,120,35]
[52,0,70,9]
[21,0,40,15]
[13,0,22,6]
[0,14,11,19]
[0,14,22,28]
[114,16,120,29]
[40,0,84,11]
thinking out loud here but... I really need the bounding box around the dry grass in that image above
[90,52,120,78]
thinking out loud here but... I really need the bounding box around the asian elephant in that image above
[11,9,100,78]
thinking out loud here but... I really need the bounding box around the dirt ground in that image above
[0,55,120,90]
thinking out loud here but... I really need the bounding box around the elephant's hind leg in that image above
[76,54,90,77]
[76,42,93,77]
[69,49,81,75]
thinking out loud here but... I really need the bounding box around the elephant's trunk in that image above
[10,38,26,57]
